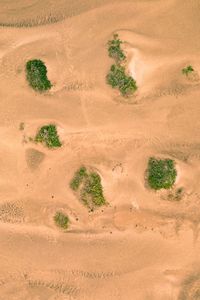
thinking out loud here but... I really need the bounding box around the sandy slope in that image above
[0,0,200,299]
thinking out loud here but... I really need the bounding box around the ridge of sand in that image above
[0,0,200,299]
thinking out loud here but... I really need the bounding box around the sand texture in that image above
[0,0,200,299]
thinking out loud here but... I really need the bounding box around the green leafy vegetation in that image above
[70,167,106,209]
[108,34,126,63]
[106,34,137,96]
[70,166,87,191]
[107,64,137,96]
[182,65,194,76]
[54,211,69,229]
[35,124,62,148]
[147,157,177,190]
[82,172,105,206]
[26,59,52,91]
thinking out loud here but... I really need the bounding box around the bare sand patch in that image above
[0,0,200,299]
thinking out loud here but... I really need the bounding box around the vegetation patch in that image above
[106,34,137,96]
[70,166,87,191]
[70,167,106,209]
[147,157,177,190]
[54,211,69,229]
[26,59,52,92]
[182,65,194,76]
[107,64,137,96]
[108,34,126,63]
[35,124,62,148]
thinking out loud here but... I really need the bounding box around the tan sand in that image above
[0,0,200,299]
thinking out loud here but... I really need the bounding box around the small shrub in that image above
[70,166,87,191]
[147,157,177,190]
[107,64,137,96]
[35,124,62,148]
[26,59,52,91]
[70,167,106,209]
[182,65,194,76]
[83,172,106,206]
[106,33,137,97]
[108,34,126,63]
[19,122,25,131]
[54,212,69,229]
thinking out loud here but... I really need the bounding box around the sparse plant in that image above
[35,124,62,148]
[106,33,137,96]
[107,64,137,96]
[182,65,194,76]
[70,166,87,191]
[147,157,177,190]
[70,167,106,209]
[167,187,184,201]
[108,34,126,63]
[19,122,25,131]
[54,211,69,229]
[26,59,52,91]
[83,172,105,206]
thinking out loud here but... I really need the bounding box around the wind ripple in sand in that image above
[0,274,79,299]
[0,0,120,28]
[53,268,118,280]
[0,202,24,224]
[25,148,45,170]
[178,271,200,300]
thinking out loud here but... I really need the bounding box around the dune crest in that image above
[0,0,200,299]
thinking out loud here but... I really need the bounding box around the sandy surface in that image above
[0,0,200,299]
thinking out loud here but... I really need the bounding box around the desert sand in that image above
[0,0,200,299]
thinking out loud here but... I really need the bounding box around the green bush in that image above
[70,166,87,191]
[54,212,69,229]
[107,64,137,96]
[83,172,105,206]
[26,59,52,91]
[106,34,137,96]
[182,65,194,76]
[108,34,126,63]
[35,124,62,148]
[147,157,177,190]
[70,167,106,209]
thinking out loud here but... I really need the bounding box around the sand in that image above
[0,0,200,299]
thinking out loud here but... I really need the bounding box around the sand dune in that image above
[0,0,200,299]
